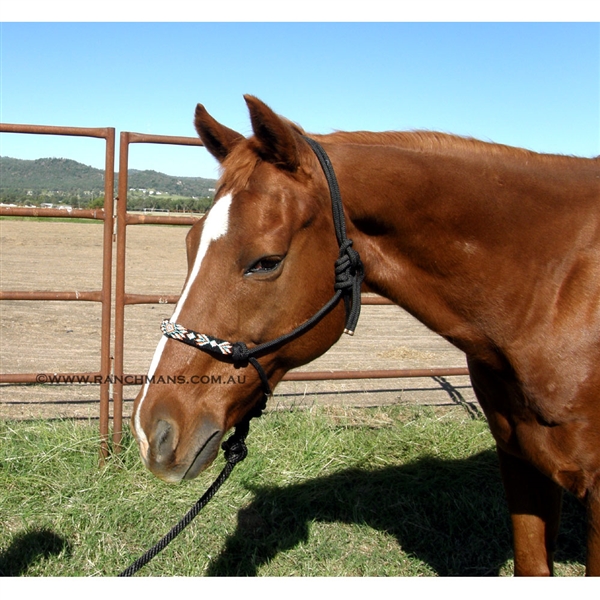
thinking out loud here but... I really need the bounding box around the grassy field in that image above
[0,404,587,577]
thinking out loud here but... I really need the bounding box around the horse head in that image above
[131,96,355,482]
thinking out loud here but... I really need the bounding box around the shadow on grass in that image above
[0,528,70,576]
[207,450,586,576]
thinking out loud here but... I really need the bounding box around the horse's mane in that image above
[313,129,589,164]
[218,123,594,190]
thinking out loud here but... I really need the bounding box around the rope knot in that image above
[231,341,250,364]
[340,239,361,269]
[334,239,364,291]
[332,239,365,336]
[221,434,248,465]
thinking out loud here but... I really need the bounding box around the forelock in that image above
[218,141,261,192]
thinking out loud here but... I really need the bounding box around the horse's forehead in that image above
[182,193,232,299]
[203,191,232,239]
[220,149,302,199]
[214,156,318,238]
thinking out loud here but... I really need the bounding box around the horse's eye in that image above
[246,257,282,275]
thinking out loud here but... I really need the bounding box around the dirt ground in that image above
[0,219,478,421]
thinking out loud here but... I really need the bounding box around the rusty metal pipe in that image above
[0,291,103,301]
[117,367,469,386]
[123,293,179,305]
[0,123,113,138]
[99,128,115,461]
[0,372,102,385]
[120,293,393,306]
[125,214,200,226]
[111,131,130,452]
[282,367,469,381]
[126,132,205,147]
[0,207,108,219]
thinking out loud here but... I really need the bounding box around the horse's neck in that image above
[333,142,598,364]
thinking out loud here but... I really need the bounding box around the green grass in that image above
[0,404,587,577]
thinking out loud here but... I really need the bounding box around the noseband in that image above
[161,136,364,408]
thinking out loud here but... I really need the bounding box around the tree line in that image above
[0,156,216,213]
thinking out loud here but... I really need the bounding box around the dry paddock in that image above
[0,219,478,422]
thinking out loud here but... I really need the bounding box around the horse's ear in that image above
[244,95,300,172]
[194,103,244,163]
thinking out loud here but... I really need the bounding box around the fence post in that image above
[112,131,130,453]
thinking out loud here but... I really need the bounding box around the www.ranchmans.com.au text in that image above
[35,373,247,385]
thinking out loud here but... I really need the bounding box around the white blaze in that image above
[133,193,233,454]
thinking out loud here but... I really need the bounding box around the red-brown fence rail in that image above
[1,123,469,459]
[0,123,115,459]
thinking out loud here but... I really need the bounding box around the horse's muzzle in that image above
[143,417,223,483]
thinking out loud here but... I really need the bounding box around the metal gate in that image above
[0,122,469,458]
[0,123,115,459]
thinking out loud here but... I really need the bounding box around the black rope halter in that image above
[161,136,364,398]
[119,136,364,576]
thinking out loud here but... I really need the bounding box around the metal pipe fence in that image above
[1,123,469,459]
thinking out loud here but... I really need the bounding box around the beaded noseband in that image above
[161,136,364,405]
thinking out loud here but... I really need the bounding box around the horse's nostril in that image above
[152,419,178,464]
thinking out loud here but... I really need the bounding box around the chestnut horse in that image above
[132,96,600,576]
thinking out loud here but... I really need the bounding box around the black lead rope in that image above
[118,137,362,576]
[118,427,250,577]
[118,396,267,577]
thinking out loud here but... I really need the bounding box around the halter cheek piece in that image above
[161,136,365,410]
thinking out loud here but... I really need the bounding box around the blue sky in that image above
[1,16,598,180]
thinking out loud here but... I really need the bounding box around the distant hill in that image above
[0,156,217,198]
